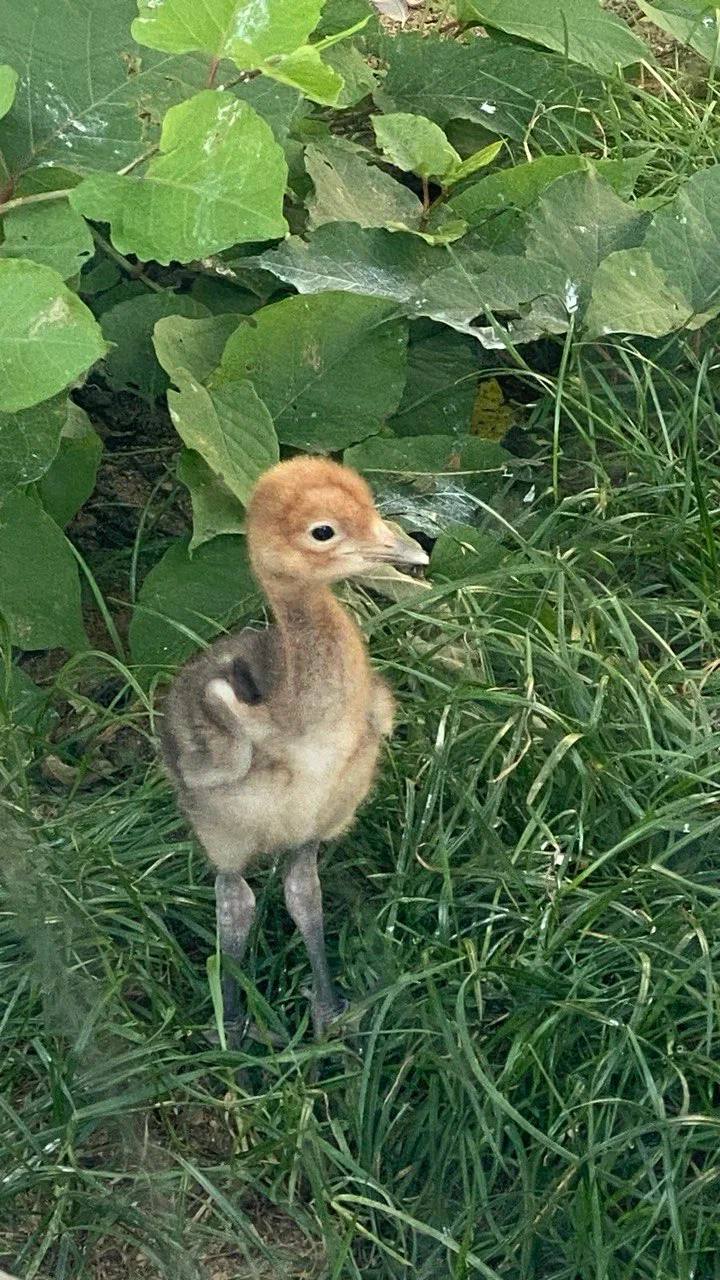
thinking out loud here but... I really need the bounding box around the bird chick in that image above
[161,457,428,1039]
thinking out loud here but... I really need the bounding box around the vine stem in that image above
[0,187,72,216]
[0,146,155,216]
[90,228,164,293]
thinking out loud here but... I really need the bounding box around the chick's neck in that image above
[258,569,367,720]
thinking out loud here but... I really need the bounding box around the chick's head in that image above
[246,457,428,584]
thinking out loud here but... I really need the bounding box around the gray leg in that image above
[215,872,255,1046]
[283,843,346,1037]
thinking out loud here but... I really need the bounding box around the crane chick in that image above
[161,457,428,1040]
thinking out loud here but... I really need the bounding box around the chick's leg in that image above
[283,843,346,1037]
[215,872,255,1046]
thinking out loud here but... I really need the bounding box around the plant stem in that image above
[207,55,220,88]
[117,147,158,176]
[90,228,164,293]
[0,187,72,216]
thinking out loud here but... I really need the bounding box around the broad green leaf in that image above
[1,663,51,730]
[457,0,649,73]
[375,31,603,148]
[445,141,503,189]
[585,165,720,336]
[188,276,260,315]
[0,0,211,182]
[80,260,122,299]
[371,112,460,180]
[306,140,422,230]
[129,535,258,668]
[177,448,246,551]
[345,433,512,501]
[101,292,208,400]
[132,0,323,63]
[0,395,68,496]
[635,1,719,61]
[90,278,148,315]
[168,368,279,505]
[261,46,345,105]
[628,163,720,326]
[449,154,651,223]
[316,0,381,41]
[0,490,86,651]
[523,170,648,317]
[322,44,376,106]
[417,250,569,341]
[389,326,480,437]
[37,403,103,526]
[430,523,506,578]
[0,64,18,120]
[584,249,689,339]
[154,312,242,385]
[14,166,82,197]
[253,223,566,343]
[255,222,440,299]
[70,91,288,266]
[233,78,306,144]
[0,200,94,280]
[132,0,348,104]
[0,260,107,413]
[215,293,408,450]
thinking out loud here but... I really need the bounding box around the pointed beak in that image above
[379,522,429,569]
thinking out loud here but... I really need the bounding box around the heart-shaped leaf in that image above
[154,313,242,386]
[456,0,649,73]
[0,490,86,651]
[101,292,209,400]
[585,163,720,336]
[177,449,246,551]
[262,46,345,105]
[132,0,323,64]
[0,0,211,183]
[375,31,604,148]
[0,64,18,119]
[306,140,422,230]
[371,112,460,180]
[449,154,651,223]
[37,403,103,527]
[0,200,94,280]
[129,535,259,668]
[213,292,408,450]
[0,395,68,496]
[168,369,279,506]
[70,91,288,265]
[0,260,107,412]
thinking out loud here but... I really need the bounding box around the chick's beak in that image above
[378,522,429,569]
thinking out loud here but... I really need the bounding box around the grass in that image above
[4,59,720,1280]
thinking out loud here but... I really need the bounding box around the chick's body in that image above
[160,456,425,1038]
[163,590,394,870]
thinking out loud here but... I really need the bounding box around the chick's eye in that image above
[311,524,335,543]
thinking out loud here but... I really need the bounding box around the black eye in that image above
[311,524,335,542]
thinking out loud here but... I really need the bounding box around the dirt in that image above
[71,381,188,562]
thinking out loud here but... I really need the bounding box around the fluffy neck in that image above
[258,571,365,719]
